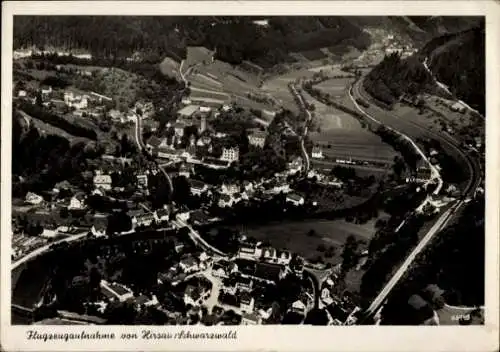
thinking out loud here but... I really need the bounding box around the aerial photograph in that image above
[11,16,485,326]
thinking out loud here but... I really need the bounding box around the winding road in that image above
[289,84,312,174]
[134,114,174,199]
[349,77,482,322]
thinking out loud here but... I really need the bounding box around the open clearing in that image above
[316,78,354,98]
[302,89,397,163]
[240,217,383,265]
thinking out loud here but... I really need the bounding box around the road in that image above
[349,77,482,321]
[365,204,457,316]
[134,114,174,199]
[289,84,312,174]
[349,82,443,195]
[173,217,226,257]
[12,232,88,271]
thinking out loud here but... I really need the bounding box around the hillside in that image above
[363,23,484,114]
[14,16,481,70]
[419,27,485,114]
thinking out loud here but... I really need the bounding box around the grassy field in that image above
[316,78,354,98]
[302,89,397,163]
[239,216,384,265]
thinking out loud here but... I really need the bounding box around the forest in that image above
[363,24,485,114]
[12,112,104,197]
[363,53,437,108]
[13,16,371,69]
[419,27,485,115]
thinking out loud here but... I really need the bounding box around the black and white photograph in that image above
[1,1,499,351]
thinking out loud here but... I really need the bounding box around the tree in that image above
[341,235,359,274]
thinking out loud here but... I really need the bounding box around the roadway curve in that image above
[350,78,482,320]
[173,217,226,257]
[289,84,312,174]
[348,82,443,195]
[12,232,88,271]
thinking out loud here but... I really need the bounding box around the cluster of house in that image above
[13,48,92,60]
[18,83,115,120]
[84,279,160,315]
[319,274,361,325]
[108,101,155,124]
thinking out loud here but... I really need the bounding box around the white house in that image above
[179,256,199,273]
[100,280,134,302]
[64,91,88,110]
[311,146,324,159]
[68,194,86,210]
[291,299,307,315]
[286,193,305,206]
[248,132,266,148]
[93,174,112,190]
[220,146,239,163]
[91,224,107,238]
[25,192,43,205]
[18,90,27,98]
[221,183,239,195]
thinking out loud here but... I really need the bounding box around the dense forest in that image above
[380,196,485,324]
[12,112,103,197]
[363,53,437,107]
[363,23,484,114]
[419,27,485,114]
[13,16,368,68]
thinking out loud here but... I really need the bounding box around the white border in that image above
[1,2,499,352]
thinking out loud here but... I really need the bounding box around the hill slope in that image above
[14,16,481,69]
[363,23,484,114]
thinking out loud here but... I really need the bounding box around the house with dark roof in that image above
[239,290,255,313]
[100,280,134,302]
[235,275,253,292]
[286,193,305,206]
[212,260,238,279]
[190,179,208,196]
[146,136,162,150]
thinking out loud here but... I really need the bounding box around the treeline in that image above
[363,53,436,108]
[375,126,421,171]
[380,196,485,324]
[14,16,371,69]
[17,102,98,140]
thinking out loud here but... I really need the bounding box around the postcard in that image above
[1,1,499,351]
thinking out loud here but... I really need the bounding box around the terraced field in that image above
[302,89,397,163]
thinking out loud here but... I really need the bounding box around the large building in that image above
[220,146,240,163]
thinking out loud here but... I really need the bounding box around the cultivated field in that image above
[241,216,385,265]
[316,78,354,98]
[302,89,397,163]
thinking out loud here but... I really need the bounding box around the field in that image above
[239,216,386,266]
[302,88,397,163]
[316,78,354,98]
[180,47,280,116]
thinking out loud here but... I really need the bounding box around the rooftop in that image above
[177,105,200,117]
